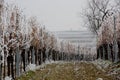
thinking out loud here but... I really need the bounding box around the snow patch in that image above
[25,64,36,71]
[92,59,112,70]
[45,59,55,64]
[5,76,12,80]
[96,78,103,80]
[74,67,80,71]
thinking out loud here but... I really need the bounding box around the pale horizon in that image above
[6,0,88,31]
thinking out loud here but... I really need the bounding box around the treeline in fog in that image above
[0,1,95,79]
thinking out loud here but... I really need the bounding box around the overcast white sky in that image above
[6,0,87,31]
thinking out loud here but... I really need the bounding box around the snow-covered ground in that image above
[91,59,112,71]
[25,60,67,72]
[5,59,120,80]
[16,60,115,80]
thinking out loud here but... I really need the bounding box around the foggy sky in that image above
[6,0,87,31]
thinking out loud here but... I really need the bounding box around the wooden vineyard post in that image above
[45,48,49,61]
[25,49,28,68]
[41,51,43,64]
[15,47,20,77]
[0,52,2,80]
[113,16,119,63]
[0,0,4,79]
[103,46,105,60]
[99,49,101,59]
[32,48,35,64]
[108,44,111,61]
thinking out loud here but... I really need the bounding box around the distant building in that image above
[53,30,96,49]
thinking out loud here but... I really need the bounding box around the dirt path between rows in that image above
[17,61,116,80]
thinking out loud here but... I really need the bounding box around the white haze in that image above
[6,0,87,31]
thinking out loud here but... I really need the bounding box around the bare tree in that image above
[84,0,113,35]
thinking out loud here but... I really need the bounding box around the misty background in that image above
[6,0,87,31]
